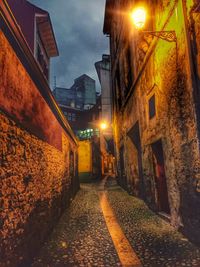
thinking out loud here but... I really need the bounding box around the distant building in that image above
[53,74,99,136]
[76,95,101,140]
[53,74,96,110]
[53,87,75,107]
[95,54,112,138]
[7,0,59,81]
[53,74,101,179]
[58,95,101,140]
[95,55,115,175]
[60,96,102,181]
[71,74,96,110]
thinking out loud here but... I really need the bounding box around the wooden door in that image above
[152,140,170,214]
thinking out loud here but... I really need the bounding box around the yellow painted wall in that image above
[78,140,92,173]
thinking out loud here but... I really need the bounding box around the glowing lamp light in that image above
[130,7,147,29]
[100,122,108,130]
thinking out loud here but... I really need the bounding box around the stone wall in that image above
[109,0,200,244]
[0,10,78,267]
[0,112,78,267]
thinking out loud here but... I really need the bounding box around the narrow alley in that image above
[31,177,200,267]
[1,0,200,266]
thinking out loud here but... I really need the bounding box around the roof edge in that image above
[103,0,114,35]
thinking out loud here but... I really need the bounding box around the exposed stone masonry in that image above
[0,14,78,267]
[0,111,78,267]
[106,0,200,244]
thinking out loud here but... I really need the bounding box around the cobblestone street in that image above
[31,177,200,267]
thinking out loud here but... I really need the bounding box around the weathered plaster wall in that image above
[111,0,200,243]
[0,29,78,266]
[0,31,62,150]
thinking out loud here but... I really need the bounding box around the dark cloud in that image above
[29,0,108,91]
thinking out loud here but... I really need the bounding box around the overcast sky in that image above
[29,0,108,91]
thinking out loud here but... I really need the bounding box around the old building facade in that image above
[7,0,59,81]
[0,1,78,266]
[104,0,200,243]
[95,55,115,174]
[53,74,97,110]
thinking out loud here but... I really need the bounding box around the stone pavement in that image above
[31,177,200,267]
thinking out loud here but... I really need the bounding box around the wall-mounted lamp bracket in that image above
[142,30,177,42]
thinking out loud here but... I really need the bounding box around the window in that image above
[36,33,49,80]
[68,113,72,121]
[70,101,75,108]
[76,129,95,140]
[149,94,156,119]
[77,92,82,98]
[115,64,122,109]
[124,45,133,95]
[72,113,76,121]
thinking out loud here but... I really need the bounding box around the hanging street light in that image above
[130,7,147,29]
[130,7,177,43]
[100,121,108,130]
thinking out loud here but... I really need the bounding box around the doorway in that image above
[151,140,170,214]
[119,145,127,189]
[128,121,145,199]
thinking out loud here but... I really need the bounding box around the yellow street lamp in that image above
[100,121,108,130]
[130,7,177,42]
[130,7,146,29]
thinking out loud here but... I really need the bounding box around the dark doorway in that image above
[128,121,145,199]
[119,145,127,189]
[151,140,170,214]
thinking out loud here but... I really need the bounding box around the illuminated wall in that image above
[105,0,200,244]
[78,140,92,180]
[0,2,78,266]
